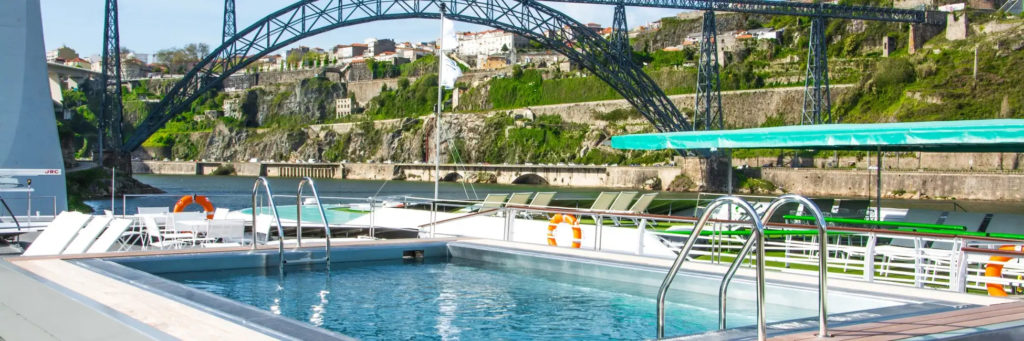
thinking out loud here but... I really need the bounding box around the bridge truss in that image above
[121,0,692,151]
[100,0,124,165]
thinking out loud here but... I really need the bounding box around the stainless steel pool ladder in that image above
[251,177,287,266]
[718,195,830,338]
[655,195,832,340]
[294,177,331,264]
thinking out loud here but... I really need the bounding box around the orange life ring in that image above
[547,213,582,248]
[986,245,1023,297]
[173,194,215,219]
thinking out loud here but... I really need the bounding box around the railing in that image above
[251,177,286,266]
[655,196,768,340]
[295,177,331,264]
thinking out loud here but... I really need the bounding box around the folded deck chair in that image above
[87,219,134,253]
[22,212,92,256]
[985,214,1024,235]
[62,216,113,254]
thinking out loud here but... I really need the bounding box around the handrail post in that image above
[251,177,287,267]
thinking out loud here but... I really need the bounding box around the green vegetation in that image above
[363,74,441,119]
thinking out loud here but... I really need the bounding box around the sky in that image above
[41,0,685,59]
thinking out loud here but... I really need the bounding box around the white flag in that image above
[439,53,462,89]
[440,17,459,51]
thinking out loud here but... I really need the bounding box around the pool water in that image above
[160,258,820,340]
[239,204,365,224]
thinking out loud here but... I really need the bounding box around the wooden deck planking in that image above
[772,302,1024,340]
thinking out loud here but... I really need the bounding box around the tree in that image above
[501,44,509,53]
[155,43,210,73]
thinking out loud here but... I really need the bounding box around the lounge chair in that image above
[607,192,638,226]
[22,212,92,256]
[528,192,555,209]
[212,207,230,220]
[985,214,1024,235]
[587,192,619,223]
[142,216,193,249]
[86,219,134,253]
[62,216,113,254]
[137,207,169,215]
[810,198,836,215]
[834,199,870,219]
[506,193,532,207]
[621,193,657,226]
[478,193,508,211]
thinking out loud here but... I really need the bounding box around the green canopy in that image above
[611,119,1024,152]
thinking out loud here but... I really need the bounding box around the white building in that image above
[336,98,354,117]
[748,28,783,40]
[456,30,528,57]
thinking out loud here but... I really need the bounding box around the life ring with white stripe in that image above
[547,213,582,248]
[173,194,215,219]
[986,245,1023,297]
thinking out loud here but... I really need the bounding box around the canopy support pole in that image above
[876,146,882,221]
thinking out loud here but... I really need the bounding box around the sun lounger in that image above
[834,199,870,219]
[528,192,555,208]
[590,192,617,211]
[619,193,658,226]
[810,198,835,215]
[479,193,508,211]
[212,207,230,220]
[62,216,113,254]
[985,214,1024,235]
[608,192,638,212]
[22,212,92,256]
[86,219,134,253]
[506,192,532,206]
[927,212,987,251]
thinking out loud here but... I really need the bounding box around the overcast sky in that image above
[41,0,684,58]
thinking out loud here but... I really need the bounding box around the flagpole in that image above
[434,5,445,203]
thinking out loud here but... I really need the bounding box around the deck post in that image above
[864,233,877,282]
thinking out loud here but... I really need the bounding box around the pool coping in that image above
[2,237,1015,340]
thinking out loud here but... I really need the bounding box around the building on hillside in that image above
[748,27,782,40]
[396,46,431,61]
[475,55,508,69]
[518,51,564,68]
[585,23,604,34]
[374,51,410,65]
[334,43,369,61]
[63,57,91,69]
[46,46,78,63]
[127,52,149,64]
[682,33,702,46]
[120,58,148,79]
[456,29,528,57]
[365,38,396,56]
[335,98,356,117]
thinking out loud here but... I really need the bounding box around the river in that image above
[85,174,1024,215]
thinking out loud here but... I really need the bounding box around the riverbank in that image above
[132,160,1024,202]
[66,167,164,212]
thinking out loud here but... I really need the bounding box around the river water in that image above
[85,174,1024,215]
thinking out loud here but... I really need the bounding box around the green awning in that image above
[611,119,1024,152]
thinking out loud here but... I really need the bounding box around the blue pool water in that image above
[160,258,820,340]
[239,204,365,224]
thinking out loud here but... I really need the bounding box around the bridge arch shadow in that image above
[441,172,464,182]
[122,0,690,152]
[512,173,549,185]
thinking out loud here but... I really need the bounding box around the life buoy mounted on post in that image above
[547,213,582,248]
[173,194,215,219]
[986,245,1023,297]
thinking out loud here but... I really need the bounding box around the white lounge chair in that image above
[142,216,193,249]
[22,212,92,256]
[86,219,134,253]
[212,207,230,220]
[62,216,113,254]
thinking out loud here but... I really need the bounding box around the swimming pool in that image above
[87,240,966,340]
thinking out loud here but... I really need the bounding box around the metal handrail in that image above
[656,196,767,340]
[296,177,331,263]
[717,194,830,337]
[251,177,286,266]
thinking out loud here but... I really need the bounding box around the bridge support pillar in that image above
[695,10,723,131]
[802,17,831,125]
[101,0,125,167]
[611,4,630,59]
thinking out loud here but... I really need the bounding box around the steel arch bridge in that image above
[121,0,692,152]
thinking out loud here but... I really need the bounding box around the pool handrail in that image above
[717,194,829,338]
[296,177,331,263]
[251,177,286,266]
[656,196,768,341]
